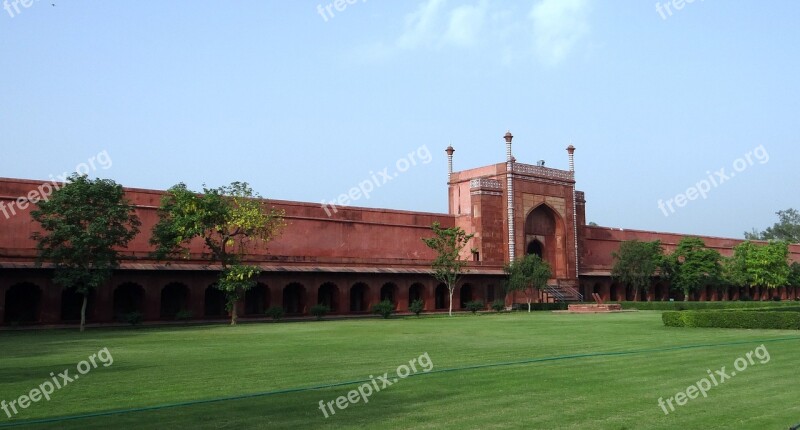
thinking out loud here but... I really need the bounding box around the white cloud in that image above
[352,0,591,66]
[442,1,490,47]
[396,0,448,50]
[529,0,591,66]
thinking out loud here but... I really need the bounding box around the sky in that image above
[1,0,798,239]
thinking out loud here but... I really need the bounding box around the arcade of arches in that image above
[0,272,508,325]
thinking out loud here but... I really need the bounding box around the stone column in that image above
[40,281,60,324]
[504,131,515,262]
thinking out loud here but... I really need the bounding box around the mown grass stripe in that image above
[2,336,798,428]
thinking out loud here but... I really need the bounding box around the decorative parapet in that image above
[469,178,502,190]
[512,163,574,182]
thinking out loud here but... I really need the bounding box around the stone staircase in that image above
[542,279,583,303]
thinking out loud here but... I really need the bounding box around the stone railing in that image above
[512,163,574,182]
[469,178,502,189]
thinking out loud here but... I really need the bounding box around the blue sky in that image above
[1,0,797,239]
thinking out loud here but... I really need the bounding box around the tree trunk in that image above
[448,288,453,317]
[633,286,639,302]
[684,289,690,301]
[527,299,531,312]
[230,299,238,325]
[80,293,88,332]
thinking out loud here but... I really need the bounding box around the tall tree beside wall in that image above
[150,182,284,325]
[611,240,664,301]
[31,174,141,332]
[725,241,790,299]
[664,237,723,301]
[422,222,475,316]
[745,208,800,244]
[789,262,800,289]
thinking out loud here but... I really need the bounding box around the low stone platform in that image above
[566,303,624,313]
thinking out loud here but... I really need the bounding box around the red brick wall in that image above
[0,177,455,268]
[581,225,800,274]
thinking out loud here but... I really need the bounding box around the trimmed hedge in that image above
[662,311,684,327]
[663,310,800,330]
[614,301,800,311]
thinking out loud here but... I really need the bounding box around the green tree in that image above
[789,262,800,287]
[664,237,723,301]
[421,222,475,316]
[150,182,284,325]
[504,254,552,312]
[611,240,664,301]
[745,208,800,244]
[30,174,141,332]
[726,241,790,296]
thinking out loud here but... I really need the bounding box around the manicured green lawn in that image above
[1,312,799,429]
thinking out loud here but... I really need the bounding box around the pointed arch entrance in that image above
[524,203,567,278]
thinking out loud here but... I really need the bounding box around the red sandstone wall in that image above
[0,177,455,268]
[581,225,800,274]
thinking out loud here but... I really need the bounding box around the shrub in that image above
[491,299,506,312]
[174,310,193,321]
[372,300,395,319]
[772,296,782,302]
[122,312,143,326]
[465,300,485,314]
[265,306,284,321]
[739,295,752,301]
[409,299,424,316]
[310,304,330,320]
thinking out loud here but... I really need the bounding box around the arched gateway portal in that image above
[524,204,567,278]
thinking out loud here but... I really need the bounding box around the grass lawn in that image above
[1,311,799,429]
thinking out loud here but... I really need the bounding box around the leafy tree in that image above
[789,262,800,287]
[422,222,475,316]
[30,174,141,332]
[726,241,790,295]
[217,264,262,322]
[611,240,664,301]
[150,182,284,325]
[664,237,723,301]
[745,208,800,243]
[504,254,552,312]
